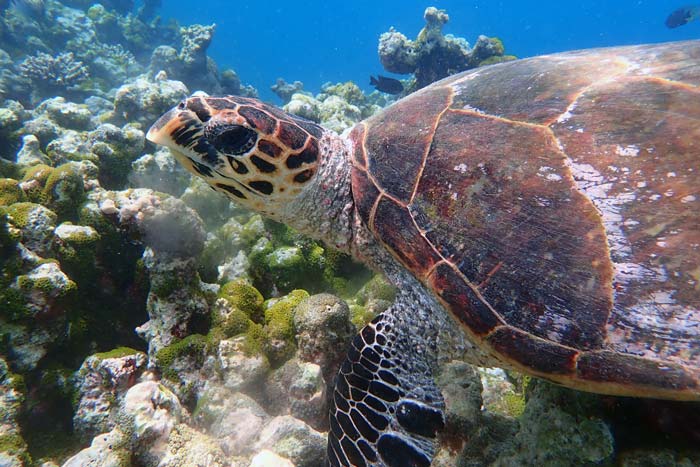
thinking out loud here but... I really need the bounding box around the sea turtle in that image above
[147,40,700,467]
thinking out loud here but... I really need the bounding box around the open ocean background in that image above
[161,0,699,101]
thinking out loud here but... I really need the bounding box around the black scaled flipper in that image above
[327,298,445,467]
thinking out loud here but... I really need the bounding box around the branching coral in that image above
[18,52,89,90]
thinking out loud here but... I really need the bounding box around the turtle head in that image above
[147,95,323,216]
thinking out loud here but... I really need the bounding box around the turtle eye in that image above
[206,123,257,156]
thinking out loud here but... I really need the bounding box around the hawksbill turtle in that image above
[147,41,700,467]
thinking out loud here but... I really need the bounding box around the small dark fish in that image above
[370,75,404,95]
[665,5,700,28]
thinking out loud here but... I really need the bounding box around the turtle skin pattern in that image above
[349,41,700,404]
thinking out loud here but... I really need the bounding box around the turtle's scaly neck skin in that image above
[275,130,356,254]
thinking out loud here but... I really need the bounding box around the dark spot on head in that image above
[286,139,319,169]
[171,117,201,147]
[188,158,214,178]
[177,100,186,110]
[216,183,247,199]
[249,180,274,195]
[238,106,277,135]
[278,121,308,150]
[293,169,314,183]
[258,139,283,158]
[186,97,211,122]
[206,123,257,155]
[250,155,277,173]
[226,156,249,175]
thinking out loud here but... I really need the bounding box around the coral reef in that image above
[271,78,304,104]
[378,7,516,91]
[0,2,697,466]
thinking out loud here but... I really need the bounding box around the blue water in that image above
[161,0,699,101]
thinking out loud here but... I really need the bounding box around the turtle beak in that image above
[146,107,180,148]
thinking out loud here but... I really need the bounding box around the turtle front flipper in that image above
[328,298,445,467]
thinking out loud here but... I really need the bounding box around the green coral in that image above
[242,322,268,357]
[0,434,31,465]
[20,164,54,203]
[0,178,25,206]
[42,163,85,220]
[94,346,143,360]
[155,334,209,381]
[218,280,264,322]
[3,202,54,228]
[55,224,101,283]
[479,55,517,67]
[263,289,309,364]
[0,286,30,322]
[265,289,309,340]
[322,81,366,107]
[349,304,377,329]
[356,274,397,304]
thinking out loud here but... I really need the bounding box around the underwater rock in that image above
[88,123,145,189]
[479,367,525,417]
[0,358,29,466]
[45,130,92,165]
[72,348,147,442]
[250,450,295,467]
[138,248,211,361]
[15,134,50,166]
[148,24,224,94]
[61,429,130,467]
[0,178,25,206]
[0,101,26,159]
[378,7,514,91]
[113,75,189,127]
[272,78,305,104]
[35,96,93,131]
[179,23,215,70]
[495,380,615,466]
[2,261,74,371]
[159,423,228,467]
[12,261,75,317]
[218,335,270,393]
[3,202,56,255]
[195,388,269,456]
[263,358,327,430]
[293,293,355,379]
[121,380,182,464]
[216,250,250,284]
[99,188,205,259]
[129,147,190,197]
[437,361,483,437]
[618,449,700,466]
[253,415,326,467]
